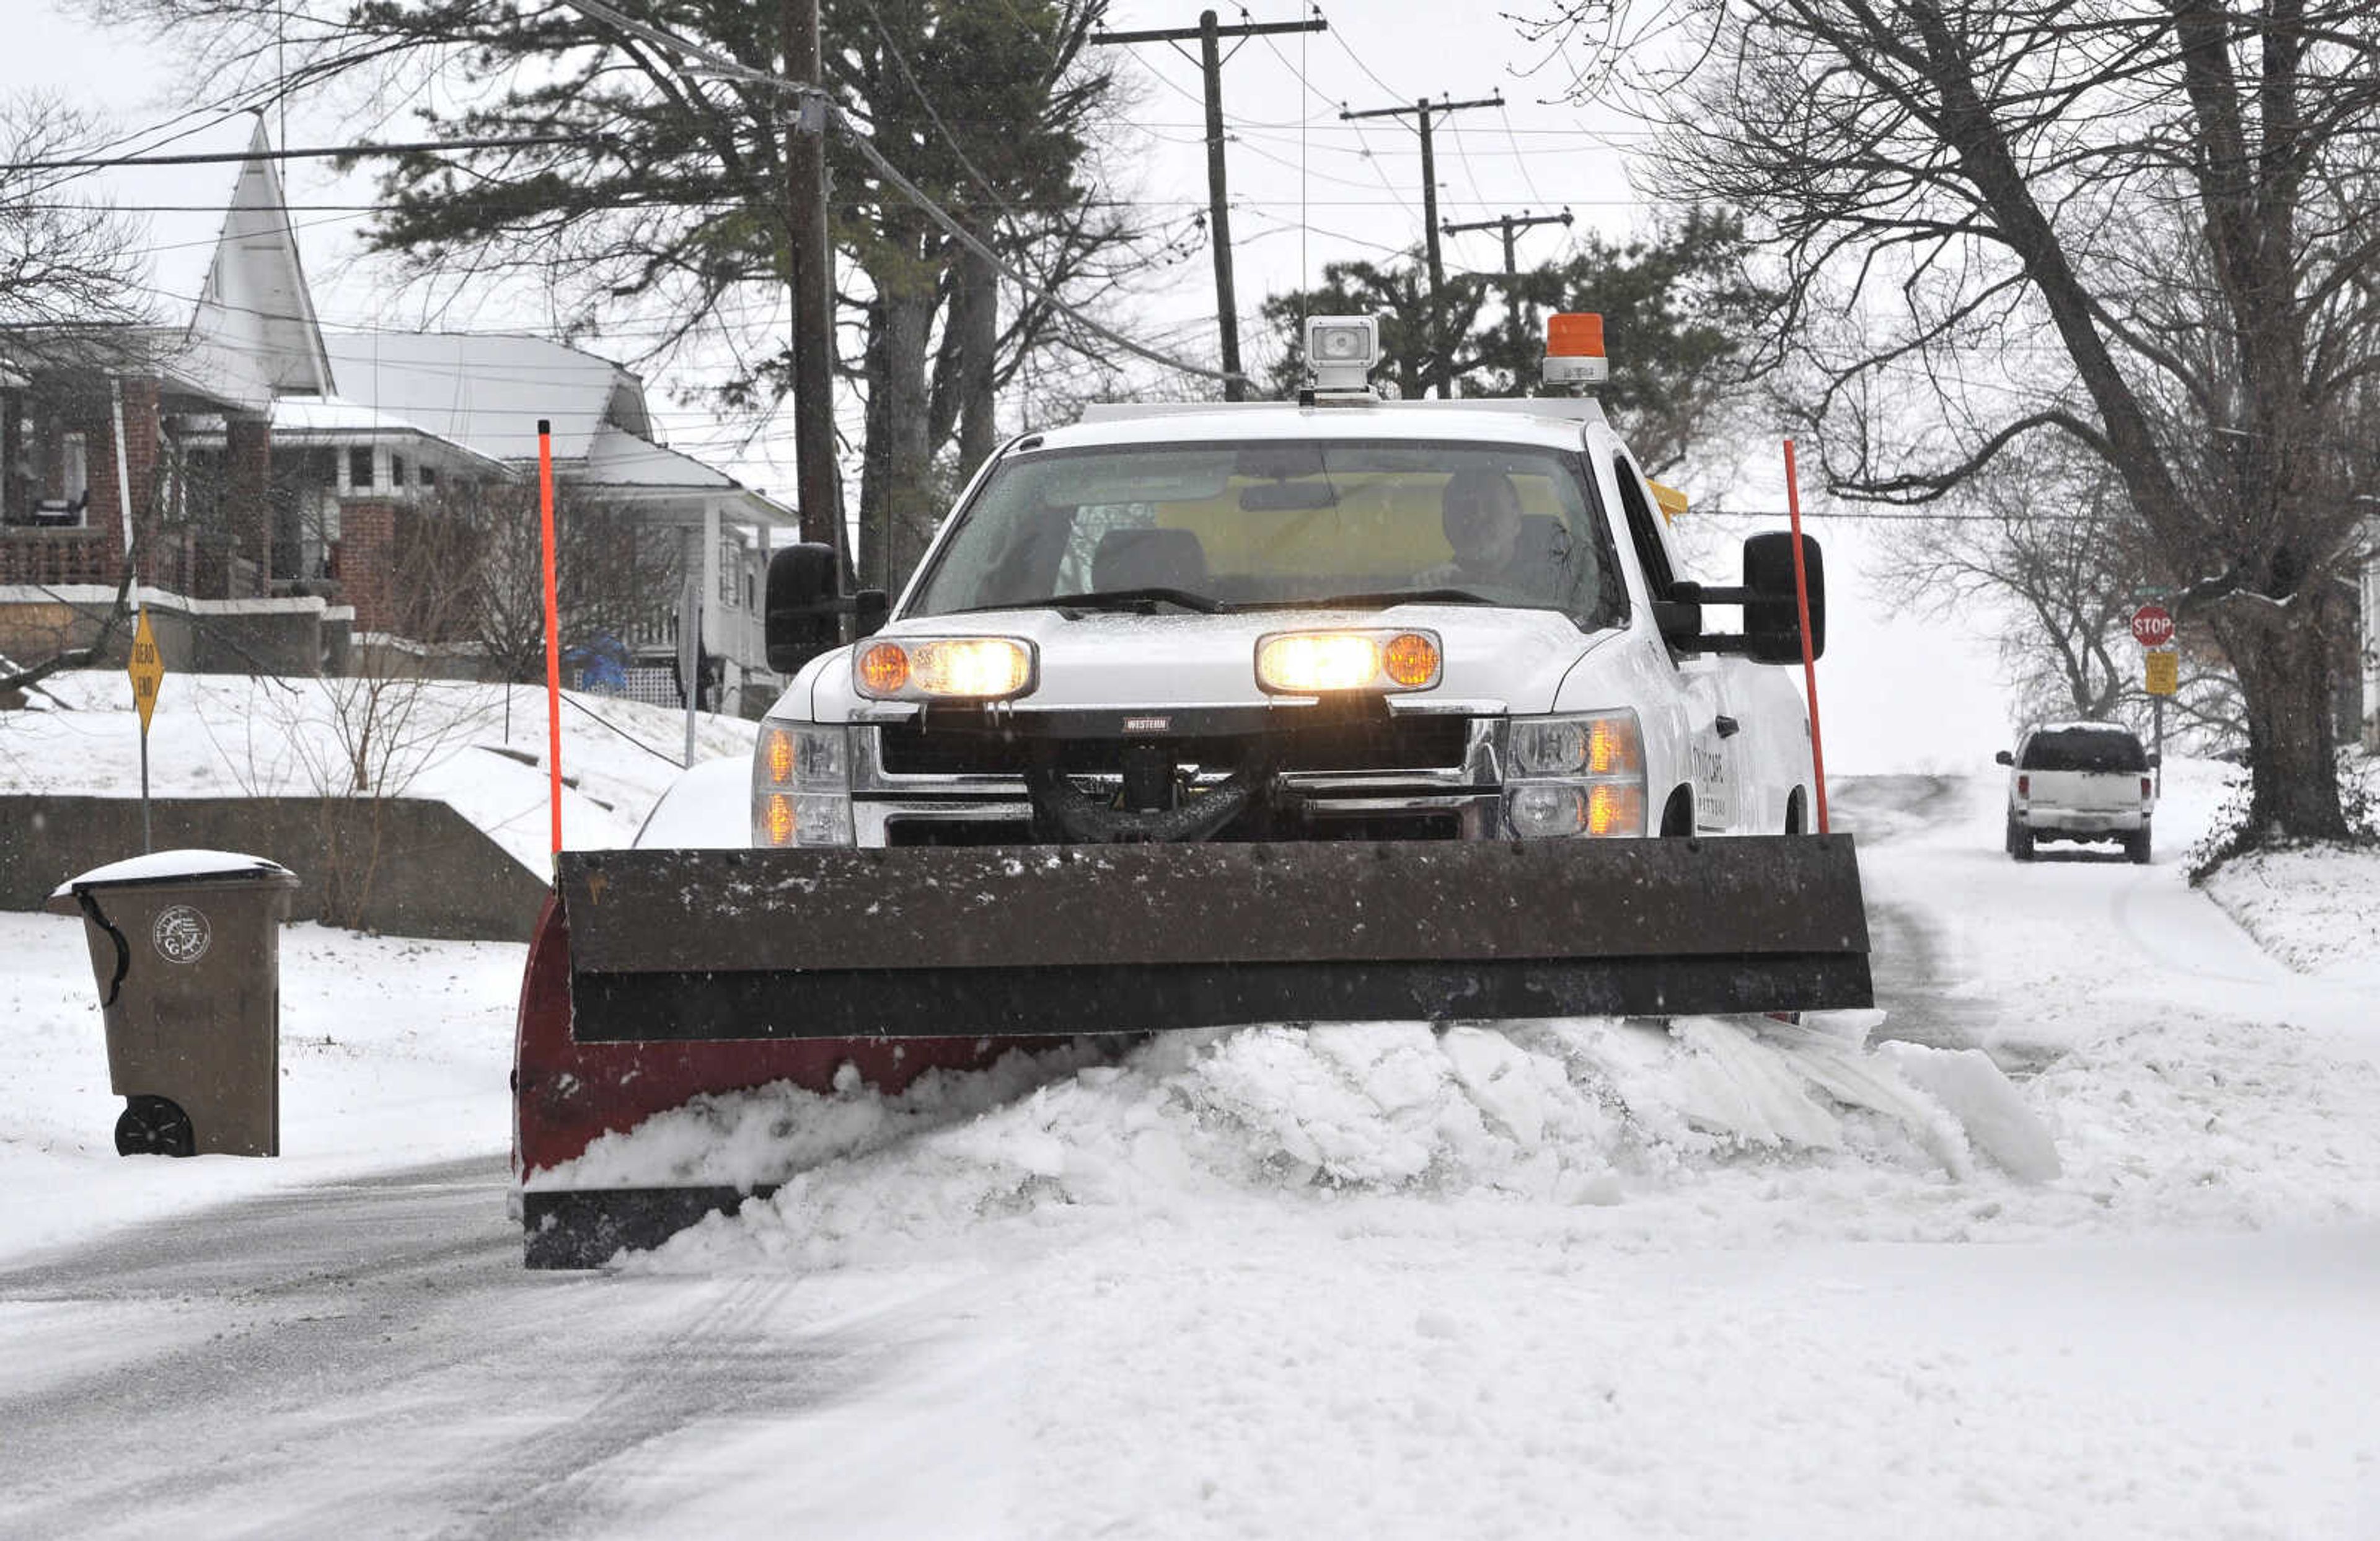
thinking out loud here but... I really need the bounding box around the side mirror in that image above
[2146,750,2162,769]
[1742,531,1825,665]
[765,542,842,673]
[1994,750,2014,766]
[1654,581,1704,650]
[853,588,889,640]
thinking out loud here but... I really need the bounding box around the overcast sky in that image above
[7,0,2026,769]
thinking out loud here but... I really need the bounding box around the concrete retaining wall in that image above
[1,795,547,942]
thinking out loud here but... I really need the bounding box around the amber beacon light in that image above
[1543,312,1608,388]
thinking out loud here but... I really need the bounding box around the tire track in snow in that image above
[0,1161,1004,1541]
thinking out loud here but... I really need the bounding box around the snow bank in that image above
[1,671,754,872]
[2202,844,2380,987]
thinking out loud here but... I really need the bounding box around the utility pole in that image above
[1093,9,1327,400]
[1339,92,1503,398]
[783,0,842,570]
[1442,207,1572,389]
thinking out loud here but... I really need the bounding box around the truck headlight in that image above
[854,638,1035,700]
[755,723,855,845]
[1503,709,1647,838]
[1254,629,1442,694]
[1510,712,1644,777]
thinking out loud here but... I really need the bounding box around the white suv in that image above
[1997,722,2157,863]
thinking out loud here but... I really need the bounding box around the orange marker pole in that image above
[538,419,564,861]
[1783,438,1830,834]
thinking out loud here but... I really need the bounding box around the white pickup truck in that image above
[752,316,1825,853]
[516,316,1866,1265]
[1997,721,2157,863]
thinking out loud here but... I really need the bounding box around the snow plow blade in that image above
[561,835,1869,1038]
[518,836,1868,1265]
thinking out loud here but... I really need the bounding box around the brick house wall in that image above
[225,413,270,593]
[333,500,398,634]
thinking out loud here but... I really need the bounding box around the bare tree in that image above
[86,0,1155,596]
[0,95,151,333]
[1882,452,2143,725]
[1532,0,2380,845]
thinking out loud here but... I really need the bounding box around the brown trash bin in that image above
[45,851,302,1159]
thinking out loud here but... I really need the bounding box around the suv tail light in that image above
[2017,774,2030,798]
[2141,776,2153,800]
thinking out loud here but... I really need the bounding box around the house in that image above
[320,331,796,710]
[1,118,342,672]
[2,117,798,712]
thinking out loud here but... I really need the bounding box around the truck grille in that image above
[876,715,1472,777]
[883,809,1462,846]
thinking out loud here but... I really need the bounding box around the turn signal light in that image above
[859,643,910,694]
[764,728,795,785]
[1587,716,1643,775]
[1587,782,1646,837]
[764,793,796,846]
[1382,632,1440,688]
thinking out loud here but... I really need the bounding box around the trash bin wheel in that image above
[116,1095,196,1158]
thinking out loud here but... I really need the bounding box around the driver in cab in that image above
[1418,468,1529,591]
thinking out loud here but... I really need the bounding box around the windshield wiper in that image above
[946,586,1233,617]
[1242,588,1498,611]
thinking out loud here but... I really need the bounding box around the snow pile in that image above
[576,1012,2064,1273]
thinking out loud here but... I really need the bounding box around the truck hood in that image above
[803,605,1613,720]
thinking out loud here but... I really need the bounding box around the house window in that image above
[720,539,741,607]
[418,464,438,490]
[61,432,89,506]
[390,453,407,488]
[349,447,374,490]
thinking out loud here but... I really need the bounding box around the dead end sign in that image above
[128,609,164,733]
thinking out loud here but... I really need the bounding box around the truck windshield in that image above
[906,440,1626,628]
[2021,728,2148,772]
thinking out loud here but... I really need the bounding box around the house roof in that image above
[266,397,514,478]
[320,331,653,463]
[30,115,335,411]
[586,423,736,489]
[172,120,335,407]
[322,330,793,526]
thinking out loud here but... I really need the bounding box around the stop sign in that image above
[2131,603,2175,647]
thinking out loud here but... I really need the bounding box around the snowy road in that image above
[4,770,2378,1538]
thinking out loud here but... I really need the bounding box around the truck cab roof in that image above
[1050,397,1609,454]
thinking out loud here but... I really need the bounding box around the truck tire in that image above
[2127,825,2152,864]
[2007,813,2035,862]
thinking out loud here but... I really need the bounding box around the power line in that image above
[0,135,594,174]
[563,0,1243,389]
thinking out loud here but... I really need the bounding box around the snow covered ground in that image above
[1,671,756,871]
[5,665,2379,1535]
